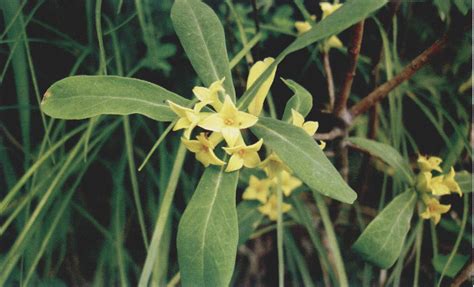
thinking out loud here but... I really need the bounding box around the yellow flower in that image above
[295,21,312,34]
[168,101,209,139]
[192,78,225,111]
[326,35,343,49]
[258,194,292,221]
[320,2,343,19]
[416,172,432,193]
[319,2,343,51]
[417,155,443,173]
[291,109,319,136]
[242,175,272,203]
[247,58,277,116]
[416,172,450,196]
[223,139,263,172]
[275,170,302,196]
[420,197,451,224]
[291,109,325,149]
[443,167,462,196]
[294,15,316,35]
[260,152,290,178]
[181,133,225,167]
[199,95,258,147]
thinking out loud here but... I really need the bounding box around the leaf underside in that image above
[251,117,357,204]
[177,166,239,287]
[352,190,417,269]
[41,75,188,121]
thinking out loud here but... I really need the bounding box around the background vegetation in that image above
[0,0,471,286]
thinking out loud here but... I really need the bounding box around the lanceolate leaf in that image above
[41,76,188,121]
[177,166,239,287]
[454,171,472,193]
[347,137,414,184]
[171,0,236,100]
[238,0,387,110]
[352,190,417,269]
[281,79,313,121]
[251,117,357,204]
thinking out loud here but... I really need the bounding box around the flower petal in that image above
[236,111,258,129]
[242,151,261,168]
[327,36,343,49]
[226,154,244,172]
[295,21,312,34]
[247,58,277,116]
[198,113,225,132]
[174,117,191,131]
[221,127,242,147]
[302,121,319,136]
[168,101,191,117]
[192,86,210,102]
[181,138,202,153]
[246,138,264,152]
[291,109,305,127]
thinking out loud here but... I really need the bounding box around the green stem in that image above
[138,143,187,287]
[313,192,349,287]
[413,219,423,287]
[437,196,469,287]
[276,175,284,287]
[123,117,149,248]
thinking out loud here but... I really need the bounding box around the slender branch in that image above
[450,256,474,287]
[334,21,365,117]
[314,127,345,141]
[349,33,449,118]
[323,51,336,111]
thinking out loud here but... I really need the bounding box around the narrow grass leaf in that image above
[251,117,357,204]
[177,166,239,287]
[352,189,417,269]
[41,75,189,121]
[171,0,236,100]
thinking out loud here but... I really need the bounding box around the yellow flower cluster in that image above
[243,111,324,220]
[415,155,462,224]
[168,58,277,172]
[294,2,343,51]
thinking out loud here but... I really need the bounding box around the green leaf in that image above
[251,117,357,204]
[455,171,472,193]
[352,190,417,269]
[281,79,313,122]
[41,76,188,121]
[237,201,264,245]
[453,0,471,15]
[238,0,387,110]
[171,0,235,101]
[177,166,239,287]
[433,254,469,278]
[434,0,451,17]
[347,137,414,184]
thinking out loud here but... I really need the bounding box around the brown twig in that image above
[349,33,449,119]
[334,21,365,120]
[450,256,474,287]
[322,51,335,111]
[314,127,345,141]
